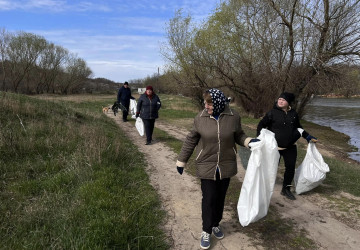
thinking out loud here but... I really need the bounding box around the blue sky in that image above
[0,0,221,82]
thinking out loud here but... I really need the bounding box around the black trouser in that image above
[279,145,297,188]
[122,104,129,121]
[122,110,128,120]
[201,172,230,234]
[142,119,155,143]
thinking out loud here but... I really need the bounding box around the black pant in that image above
[201,172,230,234]
[142,119,155,143]
[122,110,128,120]
[122,104,129,121]
[279,145,297,188]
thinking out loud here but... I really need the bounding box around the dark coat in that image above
[136,93,161,119]
[177,105,251,180]
[117,86,134,108]
[257,104,309,148]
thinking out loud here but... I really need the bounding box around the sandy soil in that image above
[107,113,360,250]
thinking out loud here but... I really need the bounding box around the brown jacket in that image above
[176,105,251,180]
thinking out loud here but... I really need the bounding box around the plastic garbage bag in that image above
[238,146,251,170]
[135,117,144,136]
[130,99,137,119]
[294,142,329,194]
[237,129,280,227]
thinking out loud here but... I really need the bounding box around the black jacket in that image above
[117,86,134,108]
[257,104,309,148]
[136,93,161,119]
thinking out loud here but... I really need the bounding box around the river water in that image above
[303,97,360,162]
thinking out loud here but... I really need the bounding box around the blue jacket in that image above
[117,86,134,108]
[136,93,161,119]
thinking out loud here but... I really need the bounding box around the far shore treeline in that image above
[1,1,360,118]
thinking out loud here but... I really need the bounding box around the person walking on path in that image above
[257,92,318,200]
[117,81,135,122]
[136,86,161,145]
[176,88,259,249]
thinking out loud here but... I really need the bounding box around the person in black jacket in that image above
[257,92,318,200]
[136,86,161,145]
[117,81,135,122]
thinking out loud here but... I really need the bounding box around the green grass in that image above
[0,92,168,249]
[155,92,360,247]
[317,157,360,196]
[152,124,317,249]
[2,91,359,249]
[158,94,198,120]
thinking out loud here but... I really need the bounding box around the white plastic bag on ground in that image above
[294,143,329,194]
[130,99,137,118]
[135,117,144,136]
[237,129,280,227]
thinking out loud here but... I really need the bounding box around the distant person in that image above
[176,88,259,249]
[117,81,135,122]
[257,92,318,200]
[136,86,161,145]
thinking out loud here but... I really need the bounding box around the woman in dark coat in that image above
[257,92,318,200]
[136,86,161,145]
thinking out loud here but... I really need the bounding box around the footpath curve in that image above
[108,113,360,249]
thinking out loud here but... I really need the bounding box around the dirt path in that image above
[109,114,360,249]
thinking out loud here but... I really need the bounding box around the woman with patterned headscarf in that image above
[176,88,259,249]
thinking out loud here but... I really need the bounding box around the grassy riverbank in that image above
[0,92,168,249]
[156,93,360,248]
[1,92,359,249]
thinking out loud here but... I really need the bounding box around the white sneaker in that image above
[212,226,224,239]
[200,231,211,249]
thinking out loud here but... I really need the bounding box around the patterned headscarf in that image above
[208,88,227,116]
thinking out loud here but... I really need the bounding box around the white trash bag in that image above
[294,142,329,195]
[237,129,280,227]
[135,117,144,136]
[130,99,137,119]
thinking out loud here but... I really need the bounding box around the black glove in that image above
[250,138,260,143]
[306,135,318,143]
[248,138,260,148]
[135,113,139,118]
[177,166,184,175]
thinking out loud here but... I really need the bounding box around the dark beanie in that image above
[146,85,153,91]
[124,81,129,85]
[208,88,227,116]
[279,92,295,104]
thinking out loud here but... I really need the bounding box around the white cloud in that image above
[0,0,66,11]
[0,0,16,10]
[33,29,165,81]
[0,0,111,12]
[88,59,162,81]
[109,16,167,34]
[0,0,220,16]
[2,0,221,81]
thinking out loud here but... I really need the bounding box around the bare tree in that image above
[163,0,360,117]
[58,55,92,94]
[0,28,11,91]
[36,43,69,93]
[6,32,47,92]
[162,10,212,103]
